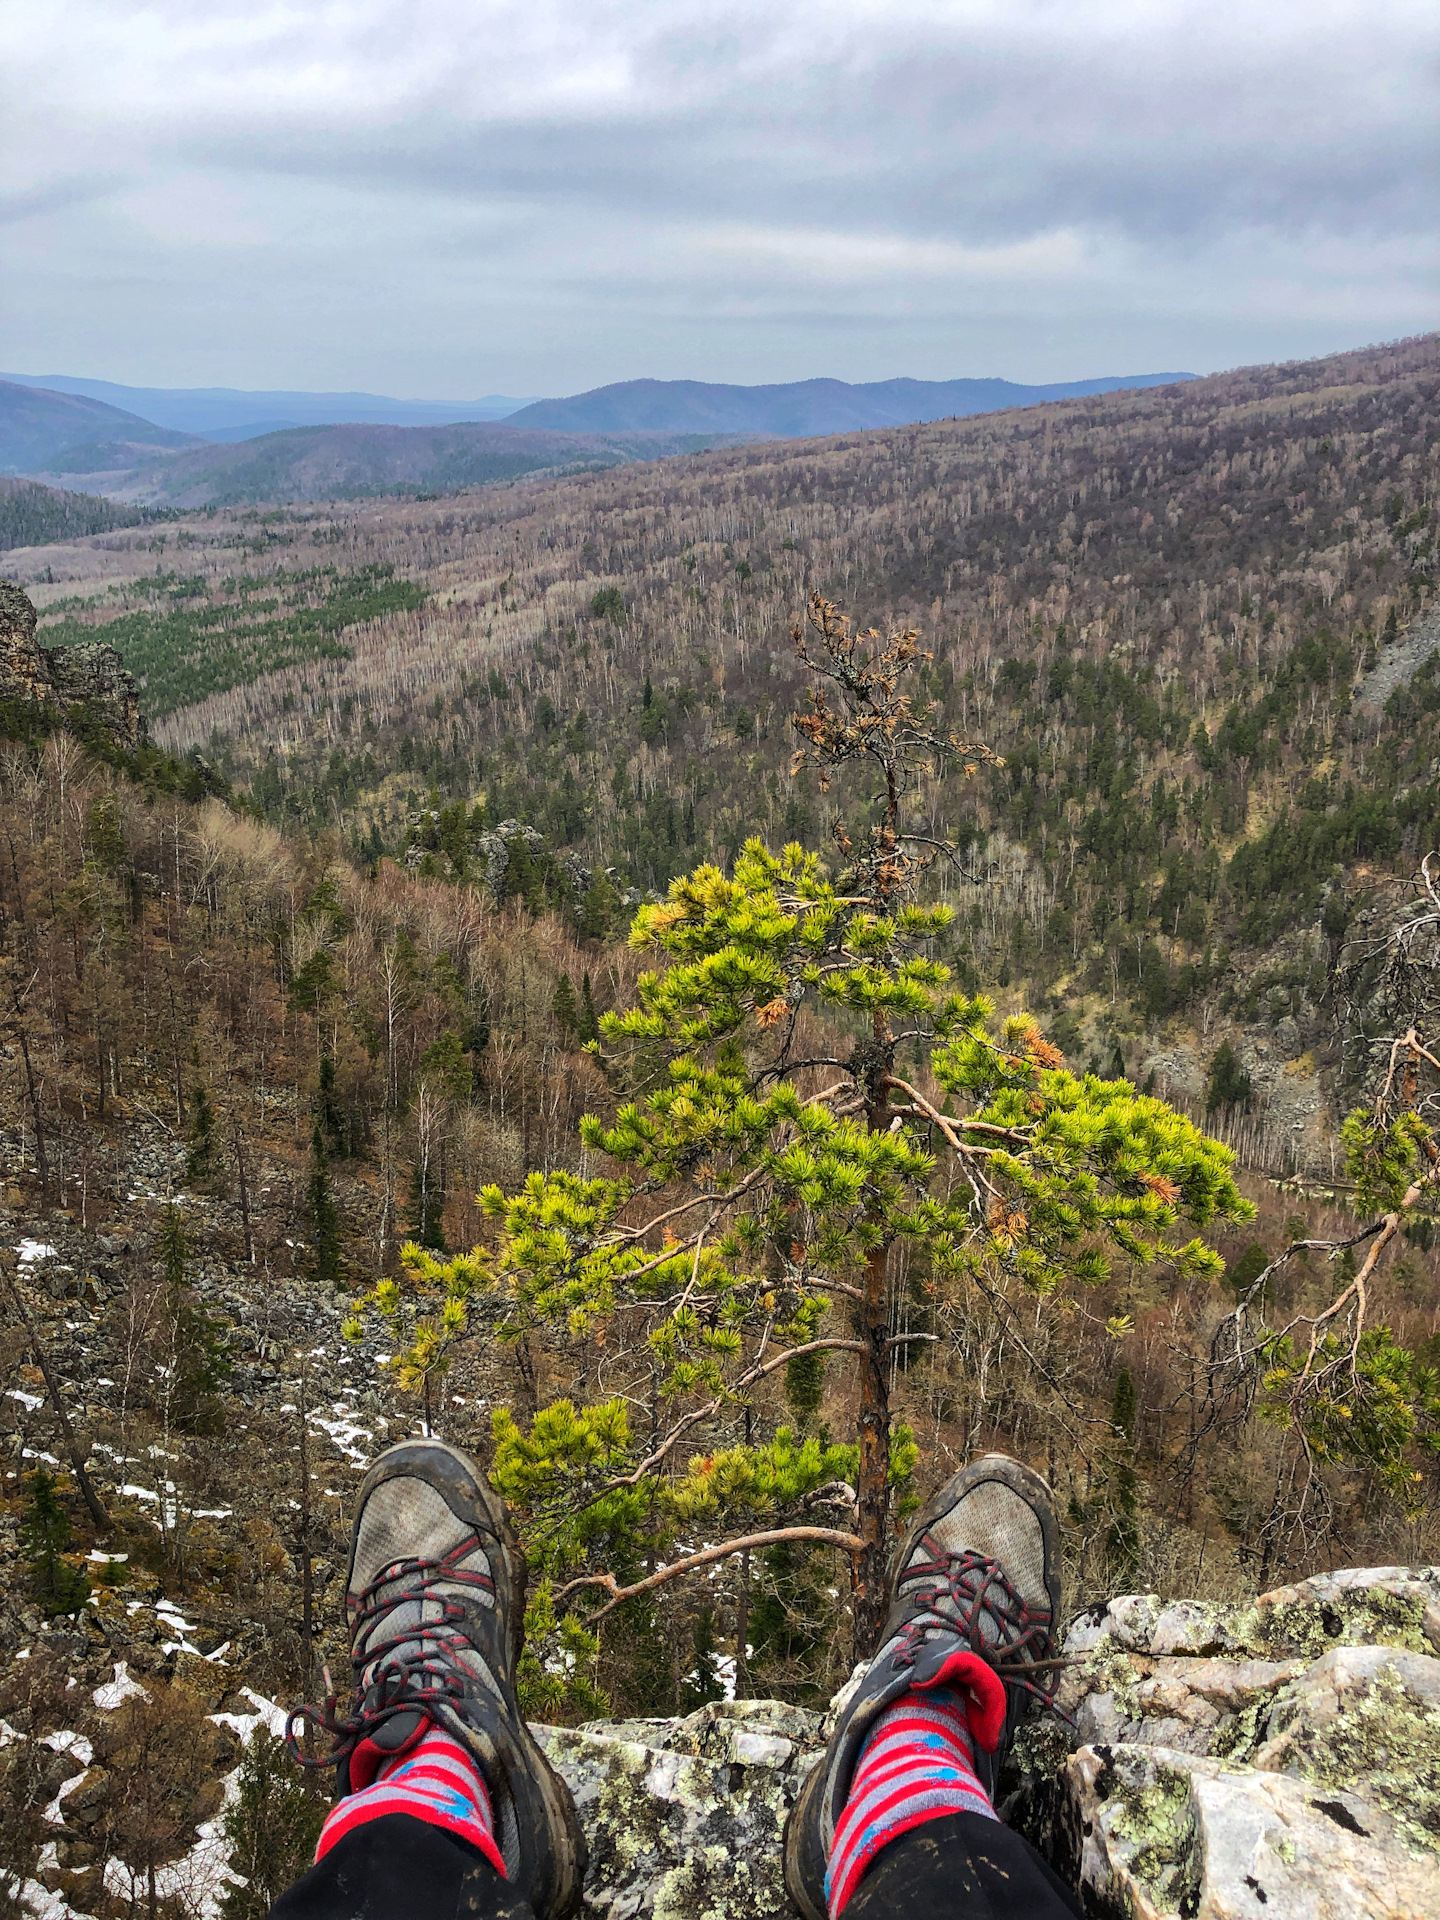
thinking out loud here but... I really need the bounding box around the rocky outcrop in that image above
[15,1569,1440,1920]
[530,1568,1440,1920]
[1007,1565,1440,1919]
[538,1702,824,1920]
[0,580,145,747]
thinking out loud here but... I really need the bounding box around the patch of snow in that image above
[6,1388,44,1412]
[42,1730,93,1764]
[17,1240,58,1264]
[17,1871,81,1920]
[44,1769,90,1827]
[93,1662,147,1710]
[209,1687,288,1745]
[308,1407,373,1468]
[21,1449,60,1465]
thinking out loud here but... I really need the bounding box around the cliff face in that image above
[0,580,145,748]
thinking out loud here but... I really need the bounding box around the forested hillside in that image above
[0,336,1437,1917]
[14,332,1438,1138]
[0,479,148,554]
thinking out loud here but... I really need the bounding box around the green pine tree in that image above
[578,972,601,1045]
[1225,1241,1270,1300]
[784,1348,825,1426]
[351,594,1254,1663]
[157,1203,230,1433]
[21,1467,90,1617]
[316,1051,346,1157]
[217,1732,324,1920]
[580,875,621,940]
[552,973,580,1041]
[185,1051,216,1182]
[679,1607,726,1711]
[1205,1039,1253,1114]
[306,1125,342,1287]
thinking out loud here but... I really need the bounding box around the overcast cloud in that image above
[0,1,1435,396]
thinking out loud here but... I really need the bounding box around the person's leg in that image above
[784,1453,1080,1920]
[267,1438,584,1920]
[844,1814,1082,1920]
[271,1813,533,1920]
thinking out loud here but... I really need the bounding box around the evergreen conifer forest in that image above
[0,335,1438,1902]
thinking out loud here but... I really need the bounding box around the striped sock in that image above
[315,1723,505,1875]
[825,1654,1007,1918]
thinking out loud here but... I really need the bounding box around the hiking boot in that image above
[783,1453,1061,1920]
[292,1438,585,1920]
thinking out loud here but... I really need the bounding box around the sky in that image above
[1,0,1436,399]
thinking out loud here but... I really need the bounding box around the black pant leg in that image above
[268,1812,534,1920]
[843,1812,1083,1920]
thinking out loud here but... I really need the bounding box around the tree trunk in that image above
[297,1364,316,1754]
[233,1121,254,1263]
[852,1009,893,1662]
[734,1402,753,1695]
[12,1016,50,1199]
[2,1263,110,1534]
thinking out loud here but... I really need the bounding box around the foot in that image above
[292,1438,585,1920]
[783,1452,1061,1920]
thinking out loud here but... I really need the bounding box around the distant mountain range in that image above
[0,366,1198,507]
[0,381,195,474]
[507,372,1195,436]
[0,374,536,440]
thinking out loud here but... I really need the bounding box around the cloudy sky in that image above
[1,0,1435,398]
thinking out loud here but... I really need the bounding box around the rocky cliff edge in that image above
[0,581,145,749]
[13,1565,1440,1920]
[529,1564,1440,1920]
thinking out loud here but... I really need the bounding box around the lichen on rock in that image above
[536,1700,824,1920]
[1007,1566,1440,1920]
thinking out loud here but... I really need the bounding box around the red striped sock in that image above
[825,1652,1007,1918]
[315,1723,505,1875]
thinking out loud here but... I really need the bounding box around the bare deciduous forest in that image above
[0,333,1437,1918]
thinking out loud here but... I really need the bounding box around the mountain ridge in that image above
[23,419,756,509]
[0,380,195,476]
[0,374,536,437]
[507,370,1197,435]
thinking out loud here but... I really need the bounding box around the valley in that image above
[0,329,1436,1917]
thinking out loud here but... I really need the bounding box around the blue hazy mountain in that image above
[0,375,537,440]
[0,379,196,474]
[506,372,1196,436]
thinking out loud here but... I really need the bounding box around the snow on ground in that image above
[308,1401,374,1468]
[92,1662,147,1709]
